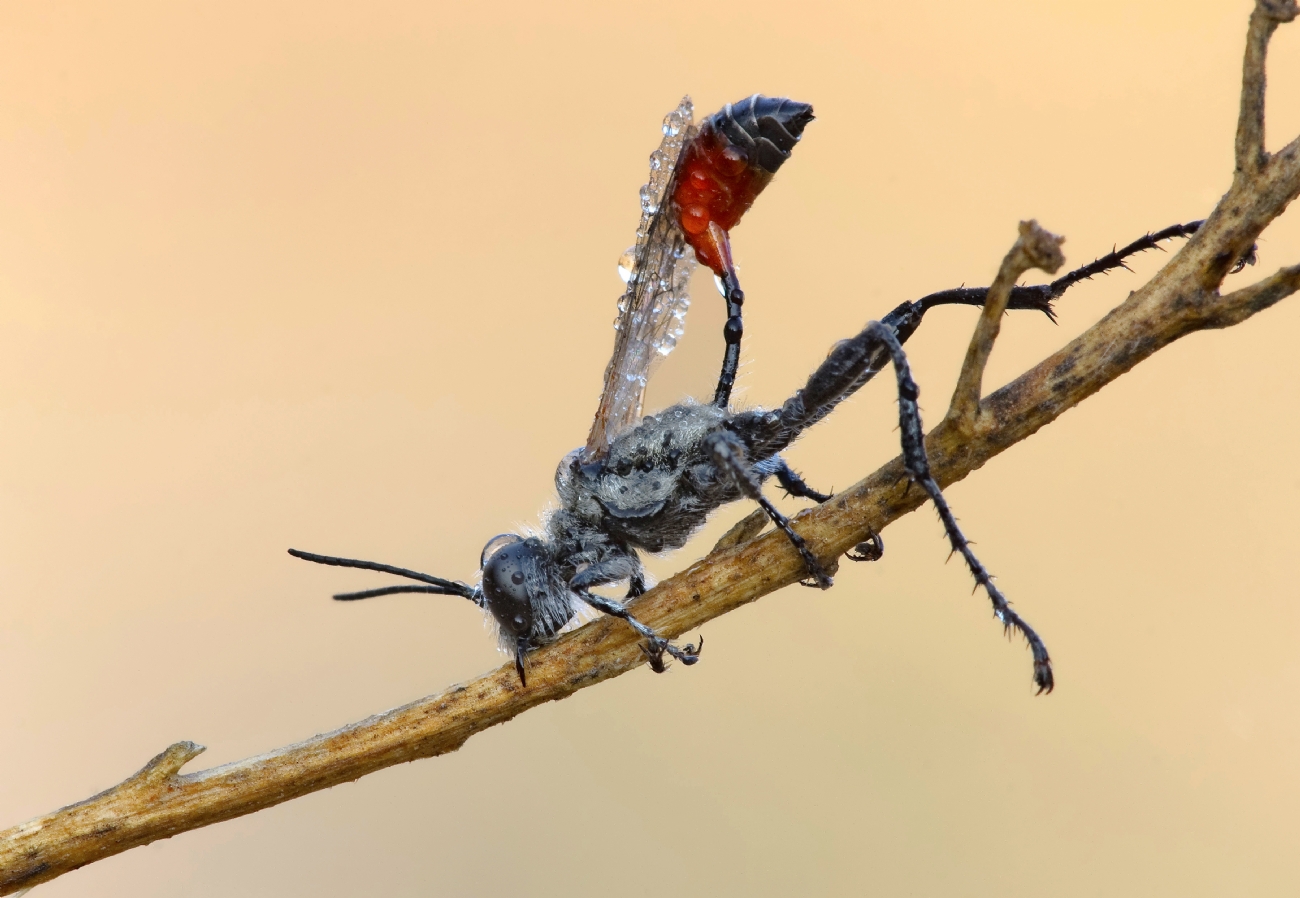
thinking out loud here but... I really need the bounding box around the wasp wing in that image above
[582,97,698,462]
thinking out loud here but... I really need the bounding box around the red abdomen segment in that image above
[671,95,814,274]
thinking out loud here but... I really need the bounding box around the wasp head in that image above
[479,534,573,650]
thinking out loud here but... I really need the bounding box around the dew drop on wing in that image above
[618,246,637,284]
[662,107,688,137]
[584,96,698,462]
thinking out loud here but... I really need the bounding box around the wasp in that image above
[293,94,1207,692]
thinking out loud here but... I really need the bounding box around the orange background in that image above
[2,2,1299,895]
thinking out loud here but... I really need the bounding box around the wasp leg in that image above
[768,457,833,503]
[907,220,1213,328]
[846,529,884,562]
[706,432,833,589]
[576,591,702,672]
[626,572,647,599]
[639,635,703,673]
[863,321,1053,694]
[727,221,1217,464]
[567,554,647,601]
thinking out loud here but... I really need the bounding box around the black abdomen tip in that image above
[709,95,815,174]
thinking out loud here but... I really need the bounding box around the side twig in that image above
[1237,0,1297,175]
[947,220,1066,430]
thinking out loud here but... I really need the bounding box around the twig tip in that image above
[1017,220,1067,275]
[133,741,207,787]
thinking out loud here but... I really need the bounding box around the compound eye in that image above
[480,539,551,641]
[481,533,523,569]
[481,540,545,607]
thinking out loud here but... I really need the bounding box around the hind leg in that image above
[863,321,1053,693]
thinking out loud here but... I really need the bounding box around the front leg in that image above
[568,553,647,601]
[575,590,702,672]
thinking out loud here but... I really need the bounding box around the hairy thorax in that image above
[555,402,742,554]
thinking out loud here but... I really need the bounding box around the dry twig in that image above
[2,2,1298,893]
[947,220,1065,430]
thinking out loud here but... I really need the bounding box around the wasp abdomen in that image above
[710,95,814,175]
[671,95,814,274]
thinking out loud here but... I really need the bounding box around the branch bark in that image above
[2,2,1298,893]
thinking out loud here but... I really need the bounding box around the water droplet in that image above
[639,184,658,214]
[617,247,638,284]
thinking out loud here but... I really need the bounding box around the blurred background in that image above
[2,1,1298,895]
